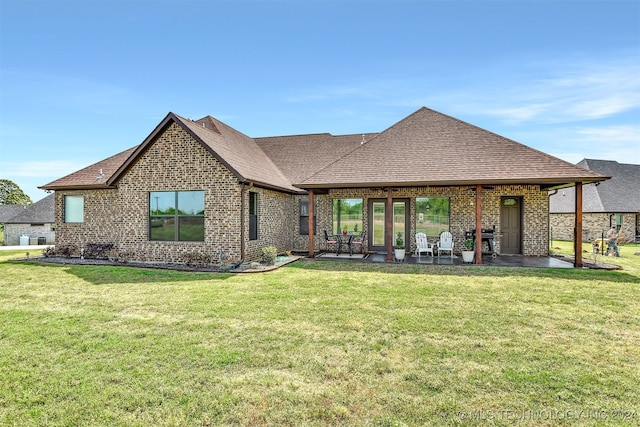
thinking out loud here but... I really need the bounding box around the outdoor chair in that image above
[437,231,454,258]
[350,230,366,255]
[324,230,338,253]
[414,232,434,259]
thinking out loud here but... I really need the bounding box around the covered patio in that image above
[298,109,608,268]
[315,252,575,268]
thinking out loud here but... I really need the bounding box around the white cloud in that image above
[0,160,83,179]
[519,124,640,165]
[475,59,640,124]
[575,125,640,143]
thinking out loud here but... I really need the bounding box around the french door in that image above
[368,199,409,253]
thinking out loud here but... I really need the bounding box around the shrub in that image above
[84,243,115,259]
[56,244,78,258]
[260,246,278,265]
[183,252,212,267]
[42,246,56,257]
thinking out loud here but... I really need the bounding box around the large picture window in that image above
[64,195,84,223]
[333,198,363,235]
[416,197,450,236]
[149,191,205,241]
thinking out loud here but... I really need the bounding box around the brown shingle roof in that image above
[298,107,606,188]
[40,146,137,190]
[41,113,300,193]
[174,114,299,193]
[41,107,607,194]
[255,133,378,184]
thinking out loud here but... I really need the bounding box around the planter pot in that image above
[394,248,406,261]
[461,250,475,263]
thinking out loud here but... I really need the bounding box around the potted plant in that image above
[342,225,348,235]
[461,239,475,263]
[394,233,405,261]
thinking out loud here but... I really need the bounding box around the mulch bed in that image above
[19,255,302,273]
[552,254,623,270]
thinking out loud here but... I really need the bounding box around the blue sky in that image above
[1,0,639,202]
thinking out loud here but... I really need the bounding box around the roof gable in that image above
[299,107,606,188]
[107,113,299,193]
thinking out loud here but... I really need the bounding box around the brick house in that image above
[550,159,640,244]
[41,107,606,265]
[1,194,55,245]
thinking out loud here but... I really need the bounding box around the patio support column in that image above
[308,189,315,258]
[574,182,583,268]
[475,184,483,265]
[386,188,393,262]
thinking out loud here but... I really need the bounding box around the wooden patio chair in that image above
[437,231,454,258]
[414,232,434,259]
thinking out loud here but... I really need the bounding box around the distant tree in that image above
[0,179,32,205]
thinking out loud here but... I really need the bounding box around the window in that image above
[149,191,204,241]
[249,192,258,241]
[64,195,84,223]
[332,198,363,235]
[299,197,316,235]
[416,197,450,236]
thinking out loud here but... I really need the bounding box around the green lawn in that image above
[1,249,639,426]
[551,239,640,277]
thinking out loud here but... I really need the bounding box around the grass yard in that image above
[551,239,640,277]
[1,249,639,426]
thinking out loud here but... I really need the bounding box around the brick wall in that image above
[53,123,552,261]
[54,123,298,264]
[551,212,638,243]
[243,186,296,261]
[300,184,550,256]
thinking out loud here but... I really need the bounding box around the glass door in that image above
[371,201,386,251]
[393,201,406,249]
[368,199,408,252]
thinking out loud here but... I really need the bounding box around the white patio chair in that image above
[415,232,434,259]
[437,231,454,258]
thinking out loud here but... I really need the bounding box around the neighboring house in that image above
[0,204,25,244]
[550,159,640,243]
[41,107,605,264]
[1,194,55,245]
